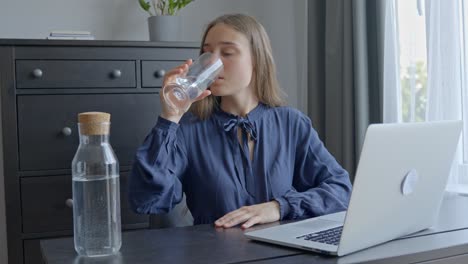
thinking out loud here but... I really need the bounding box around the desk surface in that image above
[41,194,468,264]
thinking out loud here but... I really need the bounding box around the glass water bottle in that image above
[71,112,122,257]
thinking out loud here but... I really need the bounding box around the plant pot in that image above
[148,15,181,42]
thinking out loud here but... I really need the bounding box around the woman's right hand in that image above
[160,59,212,123]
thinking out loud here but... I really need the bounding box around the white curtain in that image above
[383,0,402,123]
[425,0,465,190]
[462,1,468,185]
[384,0,468,191]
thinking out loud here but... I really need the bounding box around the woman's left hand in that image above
[214,201,281,229]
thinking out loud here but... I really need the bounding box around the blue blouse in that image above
[128,103,352,225]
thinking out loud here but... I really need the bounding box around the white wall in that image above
[0,1,307,261]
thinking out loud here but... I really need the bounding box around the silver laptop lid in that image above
[338,120,462,256]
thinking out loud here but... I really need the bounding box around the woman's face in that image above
[202,23,254,97]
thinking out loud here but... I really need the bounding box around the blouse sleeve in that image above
[128,116,188,214]
[275,114,352,220]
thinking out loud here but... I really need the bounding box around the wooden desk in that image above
[41,194,468,264]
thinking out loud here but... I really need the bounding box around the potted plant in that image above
[139,0,194,41]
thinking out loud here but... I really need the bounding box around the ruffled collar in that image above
[213,103,268,141]
[213,103,267,123]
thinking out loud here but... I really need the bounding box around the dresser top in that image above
[0,38,199,48]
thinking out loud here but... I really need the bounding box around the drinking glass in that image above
[163,52,223,111]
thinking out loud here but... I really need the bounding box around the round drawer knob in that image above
[32,69,43,78]
[62,127,72,136]
[65,198,73,208]
[111,69,122,78]
[154,69,166,78]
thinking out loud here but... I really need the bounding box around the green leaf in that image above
[168,0,176,15]
[179,0,192,9]
[138,0,151,11]
[164,0,193,15]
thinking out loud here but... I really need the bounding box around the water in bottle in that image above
[72,112,122,257]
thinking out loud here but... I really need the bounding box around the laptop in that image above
[245,120,462,256]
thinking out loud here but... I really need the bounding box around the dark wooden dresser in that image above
[0,39,199,264]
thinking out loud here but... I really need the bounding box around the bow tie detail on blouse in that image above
[223,117,258,141]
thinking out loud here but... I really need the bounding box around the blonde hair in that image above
[190,13,285,119]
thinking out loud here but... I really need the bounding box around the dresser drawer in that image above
[16,60,136,88]
[17,93,160,171]
[21,174,149,233]
[141,60,183,87]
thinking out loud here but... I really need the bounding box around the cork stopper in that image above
[78,112,111,135]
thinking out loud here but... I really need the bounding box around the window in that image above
[397,0,427,123]
[386,0,468,192]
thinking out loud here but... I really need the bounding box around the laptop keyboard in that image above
[296,226,343,246]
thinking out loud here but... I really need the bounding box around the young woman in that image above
[129,14,352,229]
